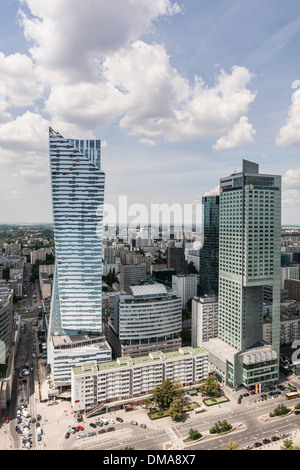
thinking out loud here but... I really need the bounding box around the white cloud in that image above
[43,40,255,143]
[16,1,255,144]
[203,185,220,196]
[5,190,21,201]
[140,138,158,147]
[19,0,181,84]
[0,52,44,108]
[0,111,49,153]
[212,116,256,150]
[282,168,300,208]
[276,90,300,147]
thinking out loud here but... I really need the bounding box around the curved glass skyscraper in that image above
[49,128,105,335]
[48,128,111,389]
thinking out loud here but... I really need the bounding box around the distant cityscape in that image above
[1,132,300,451]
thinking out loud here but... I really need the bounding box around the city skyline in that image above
[0,1,300,225]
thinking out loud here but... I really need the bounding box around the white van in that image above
[194,406,206,414]
[101,418,109,425]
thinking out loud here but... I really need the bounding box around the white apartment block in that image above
[281,266,300,290]
[48,335,111,389]
[264,316,300,346]
[172,274,198,308]
[192,295,219,347]
[71,347,208,413]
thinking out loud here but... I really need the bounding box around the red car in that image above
[77,425,84,431]
[5,417,9,423]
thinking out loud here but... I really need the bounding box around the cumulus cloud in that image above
[0,52,44,108]
[43,40,255,143]
[282,168,300,208]
[203,185,220,196]
[18,0,181,84]
[276,90,300,147]
[0,111,50,152]
[212,116,256,150]
[14,1,256,145]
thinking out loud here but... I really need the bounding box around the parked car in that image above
[77,433,85,439]
[5,417,9,423]
[116,417,124,423]
[98,429,106,434]
[77,425,84,431]
[140,424,147,428]
[89,423,97,428]
[130,421,138,426]
[64,432,70,439]
[107,427,115,432]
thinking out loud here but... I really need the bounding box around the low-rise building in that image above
[71,347,208,413]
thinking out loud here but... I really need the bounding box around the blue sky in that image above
[0,0,300,225]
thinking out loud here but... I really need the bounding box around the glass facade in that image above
[49,128,105,335]
[218,160,281,387]
[200,195,219,295]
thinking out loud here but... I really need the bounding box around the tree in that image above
[169,397,183,421]
[269,404,291,417]
[144,398,152,409]
[210,420,232,435]
[188,428,202,440]
[225,439,240,450]
[188,261,197,274]
[280,438,300,450]
[172,380,185,401]
[153,379,174,409]
[152,379,185,420]
[199,374,220,397]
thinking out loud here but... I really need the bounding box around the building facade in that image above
[203,160,281,388]
[119,264,147,293]
[47,128,111,388]
[199,195,220,295]
[71,347,209,413]
[172,274,198,308]
[167,245,188,274]
[191,295,218,347]
[107,283,182,357]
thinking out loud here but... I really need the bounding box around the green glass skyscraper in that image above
[200,195,219,295]
[203,160,281,389]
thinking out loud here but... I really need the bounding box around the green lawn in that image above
[202,396,230,407]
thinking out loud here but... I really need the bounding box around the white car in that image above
[108,419,115,424]
[77,433,85,439]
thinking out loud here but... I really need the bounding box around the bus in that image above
[285,391,300,400]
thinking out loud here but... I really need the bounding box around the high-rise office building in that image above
[203,160,281,389]
[199,195,219,295]
[47,128,111,389]
[167,244,188,274]
[119,263,147,293]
